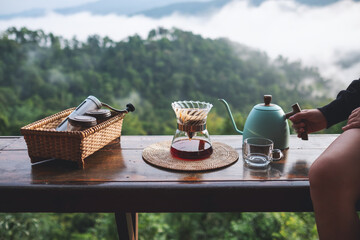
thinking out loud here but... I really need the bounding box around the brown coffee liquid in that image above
[170,139,213,160]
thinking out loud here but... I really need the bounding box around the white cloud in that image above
[0,0,359,85]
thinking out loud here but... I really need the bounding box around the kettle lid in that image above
[253,95,282,111]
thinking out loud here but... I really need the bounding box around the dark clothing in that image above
[318,79,360,128]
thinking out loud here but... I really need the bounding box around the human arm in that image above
[290,79,360,137]
[319,79,360,128]
[342,107,360,131]
[289,109,327,138]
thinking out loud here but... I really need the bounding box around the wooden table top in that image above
[0,135,338,213]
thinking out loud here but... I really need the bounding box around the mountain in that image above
[55,0,181,16]
[0,8,46,20]
[0,27,337,135]
[137,0,360,18]
[251,0,343,6]
[134,0,231,18]
[1,0,359,20]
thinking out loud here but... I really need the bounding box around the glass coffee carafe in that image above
[170,101,213,160]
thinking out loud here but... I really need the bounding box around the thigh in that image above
[312,128,360,196]
[320,128,360,165]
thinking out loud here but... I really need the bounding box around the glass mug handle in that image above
[271,149,283,161]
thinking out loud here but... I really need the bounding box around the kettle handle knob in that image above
[264,95,272,106]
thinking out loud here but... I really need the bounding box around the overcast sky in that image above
[0,0,359,87]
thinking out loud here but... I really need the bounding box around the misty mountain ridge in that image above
[0,27,338,135]
[1,0,359,20]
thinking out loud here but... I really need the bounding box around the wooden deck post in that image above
[115,212,138,240]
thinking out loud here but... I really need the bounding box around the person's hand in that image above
[342,107,360,131]
[289,109,327,138]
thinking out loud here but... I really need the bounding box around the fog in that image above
[0,0,359,86]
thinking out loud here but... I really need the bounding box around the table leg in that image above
[115,212,138,240]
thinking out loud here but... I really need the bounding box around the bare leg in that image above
[309,128,360,240]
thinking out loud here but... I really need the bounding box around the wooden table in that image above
[0,135,338,239]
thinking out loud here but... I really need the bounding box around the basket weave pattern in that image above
[21,108,124,168]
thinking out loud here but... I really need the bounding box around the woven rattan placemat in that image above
[142,141,239,171]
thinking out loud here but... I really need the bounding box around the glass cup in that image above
[242,137,283,168]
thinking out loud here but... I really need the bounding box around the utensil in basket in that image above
[56,95,135,131]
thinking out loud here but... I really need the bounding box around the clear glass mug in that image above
[242,137,283,168]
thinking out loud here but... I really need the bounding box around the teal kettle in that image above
[219,95,290,150]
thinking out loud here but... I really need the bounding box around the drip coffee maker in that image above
[170,101,213,160]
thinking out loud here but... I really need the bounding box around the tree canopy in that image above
[0,27,339,135]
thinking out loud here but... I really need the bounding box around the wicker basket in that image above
[21,108,125,168]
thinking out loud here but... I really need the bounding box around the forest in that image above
[0,27,344,136]
[0,27,345,239]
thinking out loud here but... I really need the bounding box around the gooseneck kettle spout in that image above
[218,99,243,135]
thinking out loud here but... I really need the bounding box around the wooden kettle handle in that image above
[285,103,308,141]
